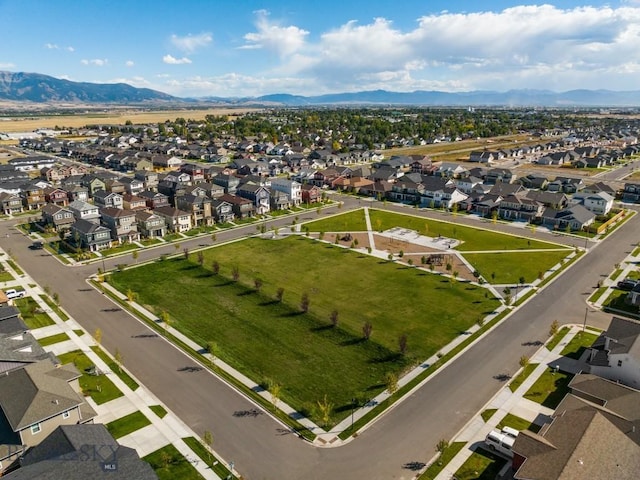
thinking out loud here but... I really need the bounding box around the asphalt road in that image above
[1,204,636,480]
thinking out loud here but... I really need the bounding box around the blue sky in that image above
[1,1,640,97]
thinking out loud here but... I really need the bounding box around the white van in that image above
[485,429,516,458]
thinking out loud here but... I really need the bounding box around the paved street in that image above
[0,204,636,480]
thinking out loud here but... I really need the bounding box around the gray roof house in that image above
[69,219,112,252]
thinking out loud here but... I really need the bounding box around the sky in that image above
[2,0,640,98]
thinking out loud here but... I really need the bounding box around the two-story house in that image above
[41,204,75,232]
[138,190,170,210]
[153,206,192,233]
[99,207,140,243]
[236,183,270,215]
[68,200,100,224]
[174,194,213,227]
[571,191,614,215]
[497,194,544,222]
[92,190,123,210]
[43,187,69,207]
[122,193,148,211]
[134,211,166,239]
[301,184,321,204]
[134,170,159,192]
[211,199,235,223]
[622,183,640,203]
[20,184,46,211]
[0,192,24,215]
[118,177,145,196]
[219,193,255,219]
[69,218,112,251]
[270,178,302,206]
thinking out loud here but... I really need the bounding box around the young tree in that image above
[206,341,220,365]
[202,430,213,464]
[398,333,408,355]
[126,289,137,303]
[300,292,310,313]
[549,319,560,337]
[93,328,102,346]
[329,309,339,327]
[519,355,530,368]
[53,292,60,305]
[385,371,398,394]
[211,260,220,275]
[270,383,282,411]
[445,262,452,273]
[254,278,263,292]
[231,266,240,282]
[275,287,285,302]
[362,321,373,340]
[197,251,204,266]
[211,233,217,242]
[132,250,139,264]
[114,349,123,373]
[316,394,333,427]
[183,247,190,260]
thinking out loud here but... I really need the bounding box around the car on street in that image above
[30,241,44,250]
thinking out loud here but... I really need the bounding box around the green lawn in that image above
[303,208,369,232]
[560,331,599,359]
[588,286,607,303]
[509,363,538,393]
[73,329,85,336]
[182,437,235,480]
[56,350,123,404]
[101,243,139,256]
[481,409,497,422]
[603,289,640,316]
[106,411,151,439]
[0,270,14,282]
[546,326,569,351]
[109,236,499,425]
[39,294,69,321]
[149,405,168,418]
[463,251,570,284]
[140,238,164,247]
[524,368,573,409]
[497,413,541,433]
[38,332,70,346]
[7,259,24,275]
[419,441,466,480]
[14,297,55,329]
[90,346,140,391]
[144,444,204,480]
[367,209,566,251]
[454,447,507,480]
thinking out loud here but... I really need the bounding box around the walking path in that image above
[432,324,600,480]
[0,248,232,480]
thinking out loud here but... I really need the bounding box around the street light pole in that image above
[583,306,588,332]
[351,398,356,431]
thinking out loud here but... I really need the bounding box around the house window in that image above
[618,360,623,367]
[62,410,70,419]
[31,423,41,434]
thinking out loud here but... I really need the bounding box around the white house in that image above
[587,316,640,389]
[269,178,302,206]
[570,191,614,215]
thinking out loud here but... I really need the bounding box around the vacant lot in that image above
[110,236,498,424]
[463,250,570,284]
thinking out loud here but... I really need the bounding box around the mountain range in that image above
[2,70,640,107]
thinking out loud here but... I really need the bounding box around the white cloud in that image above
[242,9,309,57]
[125,60,135,67]
[162,73,318,97]
[81,58,108,66]
[163,55,192,65]
[0,62,16,69]
[170,32,212,53]
[67,46,75,52]
[44,43,58,49]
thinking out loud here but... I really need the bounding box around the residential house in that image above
[587,316,640,389]
[212,174,241,194]
[175,194,213,227]
[219,193,255,219]
[485,168,516,185]
[571,191,614,215]
[270,178,302,206]
[68,200,100,224]
[627,283,640,307]
[390,177,424,203]
[210,199,235,223]
[43,187,69,207]
[81,175,106,196]
[118,177,145,195]
[468,150,497,163]
[301,184,321,204]
[138,190,170,210]
[540,204,596,231]
[359,180,393,200]
[134,211,166,239]
[99,207,140,243]
[436,162,469,179]
[622,183,640,203]
[65,185,89,203]
[0,360,97,474]
[40,204,75,232]
[410,156,433,174]
[20,184,46,211]
[454,176,484,194]
[180,163,205,184]
[512,373,640,480]
[121,156,153,172]
[497,194,544,222]
[519,174,549,190]
[524,190,569,210]
[134,170,159,191]
[420,176,468,209]
[151,154,182,170]
[122,193,148,211]
[92,190,123,209]
[4,424,158,479]
[0,307,51,374]
[104,178,126,195]
[69,219,112,251]
[547,177,585,194]
[0,192,23,215]
[582,181,617,197]
[236,183,270,214]
[153,206,192,233]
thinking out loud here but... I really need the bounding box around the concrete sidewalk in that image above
[432,324,594,480]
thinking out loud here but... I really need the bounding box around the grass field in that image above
[303,209,369,232]
[463,250,570,284]
[57,350,123,405]
[419,441,466,480]
[182,437,235,480]
[14,297,55,329]
[109,235,499,424]
[38,332,70,346]
[150,405,168,418]
[454,447,507,480]
[91,345,140,391]
[559,331,598,359]
[497,413,541,433]
[143,444,204,480]
[106,411,151,439]
[524,368,573,409]
[509,363,538,393]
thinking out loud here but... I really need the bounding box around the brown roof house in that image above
[0,360,97,474]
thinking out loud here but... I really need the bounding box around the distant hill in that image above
[2,70,640,106]
[0,71,178,103]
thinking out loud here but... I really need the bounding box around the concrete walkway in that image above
[0,248,234,480]
[432,324,599,480]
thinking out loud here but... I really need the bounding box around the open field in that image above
[0,107,260,132]
[109,236,498,424]
[463,250,570,284]
[143,444,204,480]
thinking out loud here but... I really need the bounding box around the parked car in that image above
[4,289,25,300]
[30,241,44,250]
[617,279,639,291]
[485,428,517,458]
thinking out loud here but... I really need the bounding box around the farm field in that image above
[109,235,499,425]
